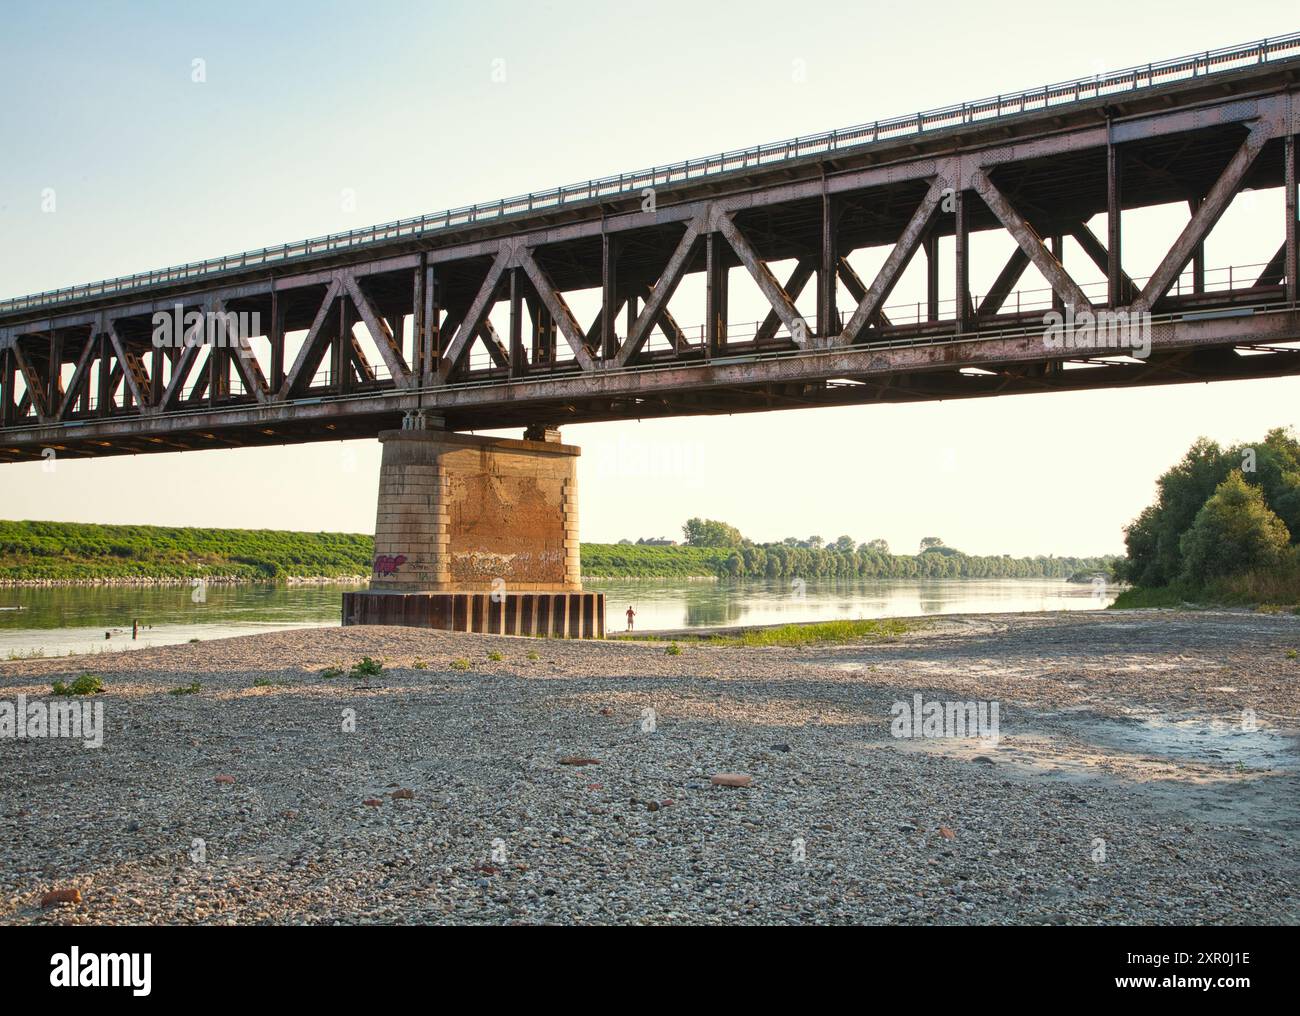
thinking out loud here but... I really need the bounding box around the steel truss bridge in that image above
[1,34,1299,463]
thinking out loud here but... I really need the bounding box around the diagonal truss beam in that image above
[10,340,51,422]
[56,329,98,420]
[585,303,623,351]
[160,334,204,410]
[756,259,815,343]
[479,319,510,368]
[616,217,704,367]
[343,275,412,387]
[716,213,809,345]
[1134,119,1274,312]
[630,284,687,351]
[106,321,152,411]
[221,300,272,403]
[835,256,892,327]
[836,178,948,345]
[279,279,342,399]
[1069,223,1136,304]
[977,248,1030,316]
[970,169,1091,314]
[439,250,510,380]
[1256,241,1287,287]
[518,249,597,371]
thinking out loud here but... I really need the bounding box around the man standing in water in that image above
[625,605,636,632]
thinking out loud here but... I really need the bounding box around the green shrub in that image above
[52,674,104,696]
[1179,472,1291,581]
[487,650,503,662]
[450,658,471,671]
[665,643,682,656]
[350,657,383,679]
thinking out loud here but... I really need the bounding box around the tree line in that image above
[592,517,1116,580]
[1116,427,1300,603]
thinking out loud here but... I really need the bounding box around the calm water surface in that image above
[0,577,1114,658]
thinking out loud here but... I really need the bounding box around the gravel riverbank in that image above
[1,609,1297,925]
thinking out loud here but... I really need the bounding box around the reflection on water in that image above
[590,575,1111,631]
[0,583,360,659]
[0,576,1113,658]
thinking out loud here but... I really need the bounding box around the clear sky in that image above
[2,0,1298,556]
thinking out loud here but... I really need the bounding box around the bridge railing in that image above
[3,33,1299,317]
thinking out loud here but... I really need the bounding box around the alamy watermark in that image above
[1043,306,1150,359]
[151,305,261,353]
[891,692,999,743]
[1,695,103,748]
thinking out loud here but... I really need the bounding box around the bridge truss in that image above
[1,37,1299,462]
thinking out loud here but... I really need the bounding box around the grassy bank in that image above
[1,519,1115,585]
[1111,558,1300,612]
[624,617,922,647]
[0,520,372,583]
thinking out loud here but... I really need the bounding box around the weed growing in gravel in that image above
[635,618,922,648]
[727,618,917,646]
[665,643,682,656]
[320,665,344,679]
[253,678,290,688]
[350,657,383,679]
[412,661,428,670]
[450,658,471,671]
[487,650,504,662]
[52,674,104,696]
[1287,649,1297,660]
[526,650,540,661]
[168,682,201,696]
[7,648,46,660]
[188,638,201,644]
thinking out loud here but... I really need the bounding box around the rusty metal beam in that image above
[518,247,597,371]
[1070,222,1137,304]
[717,213,807,347]
[601,234,618,362]
[1257,242,1287,287]
[1287,131,1297,305]
[343,274,412,388]
[834,256,891,327]
[1135,119,1275,312]
[977,248,1030,317]
[1107,136,1123,307]
[971,169,1091,314]
[279,279,342,398]
[837,177,948,345]
[616,217,703,367]
[438,250,510,381]
[105,321,152,412]
[56,329,97,420]
[756,259,815,344]
[10,341,49,422]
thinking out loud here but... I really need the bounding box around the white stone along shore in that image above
[1,609,1297,925]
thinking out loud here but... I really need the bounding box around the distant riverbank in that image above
[1,519,1116,586]
[0,575,367,589]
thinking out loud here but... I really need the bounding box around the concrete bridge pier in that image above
[342,416,604,637]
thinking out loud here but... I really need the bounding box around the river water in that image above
[0,577,1114,659]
